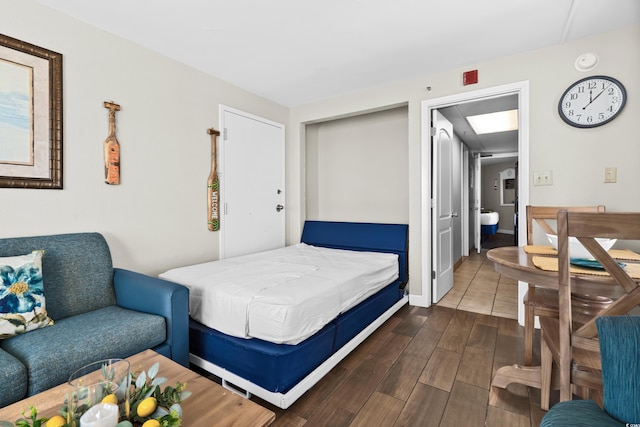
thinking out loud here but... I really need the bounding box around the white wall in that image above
[289,24,640,299]
[1,1,288,275]
[305,106,409,224]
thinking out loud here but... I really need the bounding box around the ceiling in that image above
[438,94,519,156]
[34,0,640,108]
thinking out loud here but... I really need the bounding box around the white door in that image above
[474,154,482,253]
[219,107,285,259]
[432,110,455,303]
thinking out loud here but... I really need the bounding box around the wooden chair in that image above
[523,205,606,365]
[540,211,640,409]
[540,316,640,426]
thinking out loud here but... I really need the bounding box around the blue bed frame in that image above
[189,220,409,408]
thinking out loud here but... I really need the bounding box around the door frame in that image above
[420,81,530,321]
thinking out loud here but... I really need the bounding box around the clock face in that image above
[558,75,626,128]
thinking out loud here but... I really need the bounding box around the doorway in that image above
[219,106,286,259]
[421,81,530,323]
[478,154,519,250]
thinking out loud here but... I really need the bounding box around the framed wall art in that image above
[0,34,62,189]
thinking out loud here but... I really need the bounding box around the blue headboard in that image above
[300,220,409,286]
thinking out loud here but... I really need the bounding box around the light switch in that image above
[533,171,553,186]
[604,167,617,183]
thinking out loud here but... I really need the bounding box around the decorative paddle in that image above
[207,128,221,231]
[103,101,121,185]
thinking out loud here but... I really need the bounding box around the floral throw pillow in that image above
[0,250,54,339]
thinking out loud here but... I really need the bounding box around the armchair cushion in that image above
[0,305,165,395]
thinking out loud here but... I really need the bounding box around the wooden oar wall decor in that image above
[103,101,121,185]
[207,128,220,231]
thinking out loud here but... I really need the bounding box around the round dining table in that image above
[485,246,625,409]
[487,246,625,299]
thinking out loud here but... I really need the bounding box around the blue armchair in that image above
[0,232,189,407]
[540,315,640,427]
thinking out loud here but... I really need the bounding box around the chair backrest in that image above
[596,315,640,424]
[526,205,605,245]
[553,210,640,404]
[557,211,640,339]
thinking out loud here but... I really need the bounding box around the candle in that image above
[79,403,119,427]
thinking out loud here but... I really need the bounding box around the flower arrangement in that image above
[0,362,190,427]
[125,362,190,427]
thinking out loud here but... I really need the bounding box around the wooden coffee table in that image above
[0,350,275,426]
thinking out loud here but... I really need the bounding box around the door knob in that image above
[451,212,459,217]
[276,204,284,212]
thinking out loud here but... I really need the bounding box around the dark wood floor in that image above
[196,304,548,427]
[482,231,517,250]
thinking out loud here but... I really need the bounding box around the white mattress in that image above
[159,243,399,344]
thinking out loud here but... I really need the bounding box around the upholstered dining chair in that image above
[523,205,605,365]
[540,316,640,427]
[540,211,640,410]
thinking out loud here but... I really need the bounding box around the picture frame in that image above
[0,34,63,189]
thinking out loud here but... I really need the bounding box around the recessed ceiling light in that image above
[466,109,518,135]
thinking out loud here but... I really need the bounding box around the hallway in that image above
[437,239,519,320]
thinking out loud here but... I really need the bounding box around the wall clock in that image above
[558,75,626,128]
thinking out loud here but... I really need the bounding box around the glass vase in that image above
[67,358,130,427]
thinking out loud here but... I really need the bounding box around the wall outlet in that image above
[604,167,617,183]
[533,170,553,186]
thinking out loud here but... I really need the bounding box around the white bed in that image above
[159,242,398,344]
[161,220,409,409]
